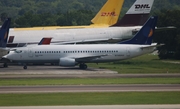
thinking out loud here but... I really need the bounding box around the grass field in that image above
[0,92,179,106]
[88,55,180,73]
[0,78,180,86]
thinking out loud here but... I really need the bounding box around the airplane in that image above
[7,0,154,47]
[12,0,124,31]
[2,16,159,70]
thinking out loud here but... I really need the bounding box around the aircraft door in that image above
[28,48,33,58]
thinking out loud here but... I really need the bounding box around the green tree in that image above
[154,9,180,59]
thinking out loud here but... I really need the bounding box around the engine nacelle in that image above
[59,58,77,66]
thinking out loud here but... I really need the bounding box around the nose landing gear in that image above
[23,64,27,69]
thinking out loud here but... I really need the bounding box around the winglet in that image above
[91,0,124,26]
[38,37,52,45]
[119,16,158,45]
[0,18,11,47]
[112,0,154,26]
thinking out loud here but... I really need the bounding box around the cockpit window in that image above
[15,50,22,53]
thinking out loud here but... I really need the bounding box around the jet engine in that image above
[59,58,77,66]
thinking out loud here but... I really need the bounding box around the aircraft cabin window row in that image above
[35,50,118,54]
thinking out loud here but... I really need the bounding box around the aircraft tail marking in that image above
[38,37,52,45]
[113,0,154,26]
[8,36,14,43]
[91,0,124,26]
[0,18,11,47]
[119,16,158,45]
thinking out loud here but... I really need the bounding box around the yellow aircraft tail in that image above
[91,0,124,26]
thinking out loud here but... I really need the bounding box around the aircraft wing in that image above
[72,54,110,62]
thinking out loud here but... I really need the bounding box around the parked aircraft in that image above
[7,0,154,47]
[3,16,159,69]
[13,0,124,31]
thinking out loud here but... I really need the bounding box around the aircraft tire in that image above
[23,66,27,69]
[79,64,87,69]
[83,64,87,69]
[3,63,8,68]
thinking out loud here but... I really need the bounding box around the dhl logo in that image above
[135,4,150,9]
[101,12,117,16]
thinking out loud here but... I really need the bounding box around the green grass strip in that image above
[88,55,180,74]
[0,92,179,106]
[0,78,180,86]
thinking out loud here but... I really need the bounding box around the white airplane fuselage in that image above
[5,44,154,65]
[9,26,142,44]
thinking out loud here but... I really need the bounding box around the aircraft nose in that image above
[2,53,13,60]
[1,55,11,62]
[2,55,7,59]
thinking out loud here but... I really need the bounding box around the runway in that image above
[0,84,180,93]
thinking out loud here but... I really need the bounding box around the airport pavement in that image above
[0,65,118,74]
[0,84,180,93]
[0,105,180,109]
[1,65,180,79]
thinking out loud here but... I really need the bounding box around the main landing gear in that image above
[79,63,87,69]
[23,64,27,69]
[3,63,8,68]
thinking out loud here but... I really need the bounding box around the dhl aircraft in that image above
[3,16,159,69]
[7,0,154,47]
[13,0,124,31]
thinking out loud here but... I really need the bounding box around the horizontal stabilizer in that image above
[155,26,176,32]
[140,43,164,49]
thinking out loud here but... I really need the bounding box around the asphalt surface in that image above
[1,105,180,109]
[0,84,180,93]
[0,65,118,75]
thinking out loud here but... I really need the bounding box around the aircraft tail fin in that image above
[119,16,158,45]
[91,0,124,26]
[113,0,154,26]
[0,18,11,47]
